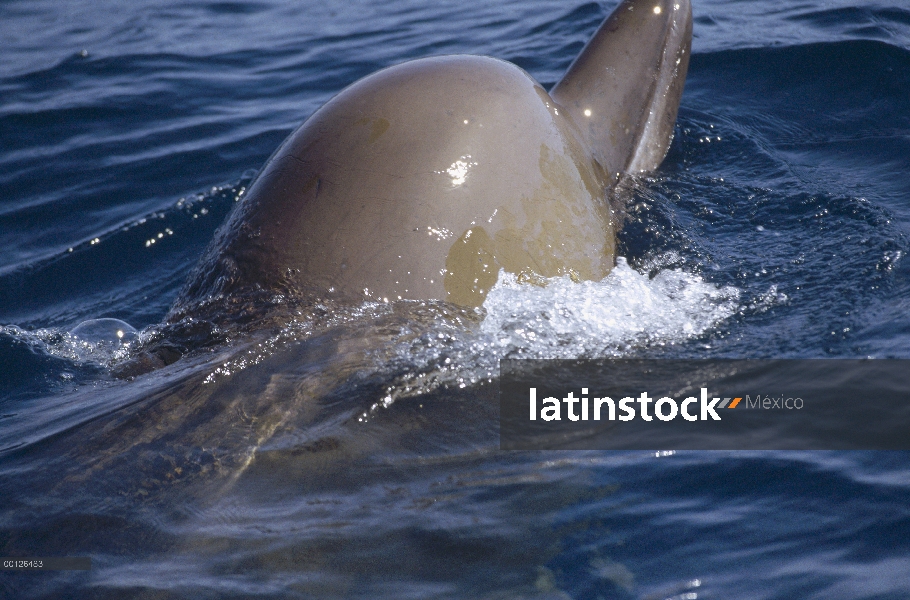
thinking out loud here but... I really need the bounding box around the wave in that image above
[692,1,910,53]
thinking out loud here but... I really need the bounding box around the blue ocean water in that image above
[2,0,910,598]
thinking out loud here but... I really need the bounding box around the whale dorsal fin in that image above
[550,0,692,176]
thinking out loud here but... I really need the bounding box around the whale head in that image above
[168,0,692,321]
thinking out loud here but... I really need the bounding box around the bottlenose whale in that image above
[169,0,692,319]
[0,9,704,588]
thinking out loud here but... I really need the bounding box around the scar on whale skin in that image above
[169,0,692,320]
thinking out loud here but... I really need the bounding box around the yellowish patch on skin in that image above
[444,226,500,306]
[355,117,391,143]
[443,143,614,306]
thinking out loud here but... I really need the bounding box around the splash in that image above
[480,258,739,358]
[372,257,740,411]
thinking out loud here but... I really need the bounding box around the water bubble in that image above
[69,318,138,345]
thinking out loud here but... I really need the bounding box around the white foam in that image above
[376,257,741,407]
[480,257,739,359]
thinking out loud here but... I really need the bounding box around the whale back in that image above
[170,0,694,317]
[171,56,614,314]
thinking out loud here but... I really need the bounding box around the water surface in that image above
[2,0,910,598]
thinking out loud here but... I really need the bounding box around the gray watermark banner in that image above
[499,359,910,450]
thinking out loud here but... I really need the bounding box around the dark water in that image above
[2,0,910,598]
